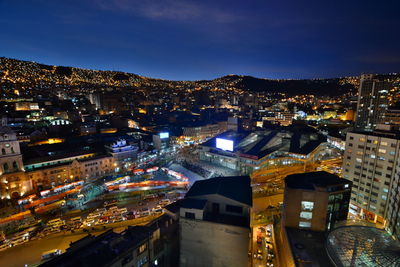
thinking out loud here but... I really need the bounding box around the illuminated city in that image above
[1,1,400,267]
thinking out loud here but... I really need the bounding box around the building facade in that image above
[182,121,227,142]
[0,128,117,198]
[199,128,327,175]
[0,126,29,198]
[342,125,400,226]
[384,108,400,125]
[0,126,24,175]
[355,74,390,131]
[283,171,352,232]
[179,176,252,267]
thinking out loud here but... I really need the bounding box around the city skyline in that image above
[1,0,400,80]
[2,1,400,266]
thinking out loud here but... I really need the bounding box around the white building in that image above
[105,139,137,167]
[179,176,252,267]
[342,124,400,225]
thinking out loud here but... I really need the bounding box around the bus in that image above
[41,249,62,260]
[69,216,82,227]
[47,218,65,228]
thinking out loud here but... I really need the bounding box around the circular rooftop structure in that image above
[326,225,400,267]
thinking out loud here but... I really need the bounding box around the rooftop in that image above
[201,125,326,159]
[40,226,152,267]
[185,176,252,206]
[286,227,334,267]
[181,198,207,210]
[285,171,351,190]
[164,199,184,214]
[326,225,400,267]
[350,125,400,139]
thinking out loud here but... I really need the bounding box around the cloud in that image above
[93,0,237,23]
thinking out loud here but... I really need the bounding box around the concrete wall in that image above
[180,218,249,267]
[283,188,329,231]
[190,194,250,217]
[180,207,204,220]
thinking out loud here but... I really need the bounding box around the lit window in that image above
[359,138,366,142]
[299,221,311,228]
[138,243,147,254]
[301,201,314,211]
[381,142,388,146]
[300,211,312,220]
[373,140,378,144]
[356,151,363,155]
[356,158,362,163]
[378,149,386,154]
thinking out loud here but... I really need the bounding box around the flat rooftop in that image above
[285,171,351,190]
[286,227,335,267]
[185,176,252,206]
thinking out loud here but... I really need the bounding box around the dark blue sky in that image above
[1,0,399,80]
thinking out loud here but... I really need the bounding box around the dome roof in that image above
[326,225,400,267]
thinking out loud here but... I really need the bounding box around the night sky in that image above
[1,0,399,80]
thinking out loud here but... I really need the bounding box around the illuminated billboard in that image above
[216,138,234,151]
[160,132,169,139]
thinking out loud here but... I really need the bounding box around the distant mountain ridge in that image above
[0,56,390,96]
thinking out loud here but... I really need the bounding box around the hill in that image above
[0,56,372,96]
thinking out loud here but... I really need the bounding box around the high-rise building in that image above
[355,74,390,131]
[385,148,400,239]
[282,171,352,232]
[179,176,252,267]
[342,124,400,226]
[384,108,400,125]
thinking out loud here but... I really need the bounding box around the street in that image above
[0,232,92,267]
[251,225,278,267]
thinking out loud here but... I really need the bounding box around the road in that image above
[251,225,278,267]
[0,232,95,267]
[0,211,164,267]
[0,195,175,266]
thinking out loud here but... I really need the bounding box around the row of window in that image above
[2,162,19,172]
[349,136,396,147]
[1,146,15,155]
[352,191,387,205]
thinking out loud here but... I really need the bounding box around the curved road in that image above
[0,232,94,267]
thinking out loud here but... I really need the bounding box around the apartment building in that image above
[342,124,400,225]
[385,149,400,240]
[355,74,390,131]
